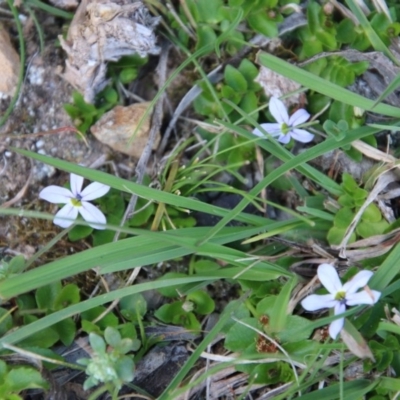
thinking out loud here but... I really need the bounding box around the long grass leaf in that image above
[197,125,380,245]
[345,0,398,65]
[257,52,400,118]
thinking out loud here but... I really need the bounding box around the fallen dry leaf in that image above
[341,326,375,361]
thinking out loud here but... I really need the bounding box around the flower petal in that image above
[346,289,381,306]
[317,264,343,294]
[80,182,110,201]
[301,294,336,311]
[329,317,344,340]
[39,186,73,204]
[288,108,310,127]
[252,123,281,138]
[277,133,291,144]
[269,97,289,124]
[79,201,107,230]
[329,302,346,339]
[342,270,373,294]
[290,128,314,143]
[53,203,79,228]
[70,174,84,197]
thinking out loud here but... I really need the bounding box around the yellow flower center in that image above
[281,123,290,135]
[71,198,82,207]
[335,291,346,301]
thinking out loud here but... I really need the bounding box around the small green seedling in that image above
[78,327,140,394]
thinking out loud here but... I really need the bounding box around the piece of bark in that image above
[59,0,160,102]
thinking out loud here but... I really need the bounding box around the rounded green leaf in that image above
[7,367,49,392]
[89,332,106,353]
[196,25,217,52]
[53,284,80,310]
[247,12,278,38]
[155,302,184,323]
[356,220,389,239]
[102,87,118,104]
[327,226,356,246]
[224,65,248,93]
[81,306,119,330]
[120,293,147,323]
[119,68,138,84]
[53,318,76,346]
[104,327,121,348]
[196,0,223,23]
[68,225,93,242]
[342,172,359,193]
[239,91,258,118]
[276,315,313,343]
[115,356,134,383]
[336,18,357,44]
[361,203,382,223]
[238,59,259,83]
[225,317,260,351]
[35,282,62,311]
[19,319,59,348]
[334,207,354,228]
[8,255,26,275]
[187,290,215,315]
[220,84,241,105]
[338,194,355,208]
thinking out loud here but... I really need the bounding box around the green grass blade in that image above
[25,0,73,19]
[269,277,297,333]
[158,298,243,400]
[371,72,400,109]
[197,124,380,245]
[345,0,398,65]
[0,226,290,299]
[10,147,265,225]
[370,243,400,291]
[296,379,376,399]
[0,277,218,347]
[257,52,400,118]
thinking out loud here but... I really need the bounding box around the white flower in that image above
[39,173,110,229]
[301,263,381,339]
[252,96,314,144]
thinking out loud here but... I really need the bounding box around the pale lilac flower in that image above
[252,96,314,144]
[301,264,381,339]
[39,173,110,229]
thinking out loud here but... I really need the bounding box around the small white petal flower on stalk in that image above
[39,173,110,230]
[252,96,314,144]
[301,264,381,340]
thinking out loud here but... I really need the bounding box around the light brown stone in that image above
[90,102,160,158]
[0,24,20,97]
